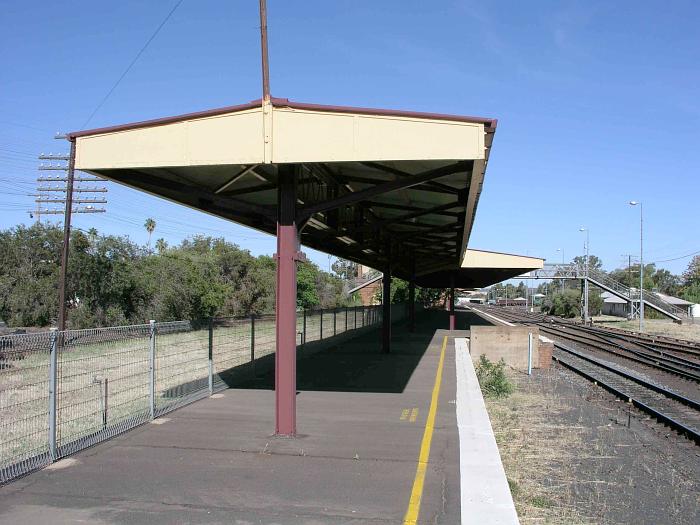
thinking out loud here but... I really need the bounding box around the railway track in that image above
[538,324,700,382]
[467,305,700,443]
[471,305,700,361]
[553,342,700,444]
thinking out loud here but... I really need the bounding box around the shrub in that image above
[475,355,514,398]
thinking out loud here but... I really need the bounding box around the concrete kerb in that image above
[455,337,520,524]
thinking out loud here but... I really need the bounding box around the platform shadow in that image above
[227,310,480,394]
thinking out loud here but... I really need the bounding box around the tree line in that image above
[0,224,355,329]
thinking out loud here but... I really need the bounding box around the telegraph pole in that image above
[57,139,76,331]
[259,0,270,102]
[39,138,107,330]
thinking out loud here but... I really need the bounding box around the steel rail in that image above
[553,347,700,445]
[569,324,700,367]
[540,325,700,382]
[554,343,700,411]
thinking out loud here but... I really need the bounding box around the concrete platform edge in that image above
[455,337,520,525]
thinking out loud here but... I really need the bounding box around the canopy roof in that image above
[70,97,502,282]
[414,249,544,288]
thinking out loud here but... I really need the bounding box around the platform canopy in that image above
[69,97,497,281]
[415,249,544,288]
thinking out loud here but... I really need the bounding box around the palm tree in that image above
[144,218,156,251]
[155,238,168,255]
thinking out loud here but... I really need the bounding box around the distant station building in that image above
[601,290,695,318]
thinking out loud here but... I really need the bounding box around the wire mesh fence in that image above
[0,304,386,484]
[0,332,53,482]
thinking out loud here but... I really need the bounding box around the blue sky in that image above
[2,1,699,276]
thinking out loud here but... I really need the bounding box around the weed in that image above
[507,478,521,498]
[475,354,514,398]
[530,495,554,509]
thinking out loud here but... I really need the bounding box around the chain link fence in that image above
[1,304,391,484]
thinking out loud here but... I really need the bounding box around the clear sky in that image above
[2,1,699,276]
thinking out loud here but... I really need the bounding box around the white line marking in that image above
[472,309,515,327]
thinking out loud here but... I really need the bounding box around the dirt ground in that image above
[595,317,700,343]
[483,364,700,525]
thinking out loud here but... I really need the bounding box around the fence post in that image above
[345,307,348,332]
[303,309,307,344]
[103,378,109,428]
[250,315,256,377]
[527,332,533,376]
[333,308,337,336]
[48,328,58,462]
[354,306,358,329]
[149,320,156,419]
[208,318,214,395]
[320,309,323,340]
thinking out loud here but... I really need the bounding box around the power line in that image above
[81,0,185,129]
[0,120,53,133]
[652,249,700,264]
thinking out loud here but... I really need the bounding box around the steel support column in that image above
[382,262,392,353]
[408,257,416,333]
[275,165,297,436]
[449,272,456,330]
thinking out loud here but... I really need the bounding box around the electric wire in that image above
[81,0,185,129]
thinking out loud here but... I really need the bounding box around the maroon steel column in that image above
[449,272,456,330]
[408,256,416,333]
[275,166,297,436]
[382,263,392,353]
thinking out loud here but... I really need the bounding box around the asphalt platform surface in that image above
[0,311,483,524]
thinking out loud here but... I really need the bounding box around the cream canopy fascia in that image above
[414,249,544,288]
[461,249,544,270]
[74,99,489,168]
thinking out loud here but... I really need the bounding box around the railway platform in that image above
[0,311,517,524]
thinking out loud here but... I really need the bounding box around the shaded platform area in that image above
[0,311,493,524]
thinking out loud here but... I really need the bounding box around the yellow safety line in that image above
[403,335,447,525]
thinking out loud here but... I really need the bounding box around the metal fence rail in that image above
[0,304,388,484]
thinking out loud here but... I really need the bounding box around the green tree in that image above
[0,225,351,328]
[155,238,168,254]
[331,258,358,280]
[144,218,156,252]
[297,261,321,309]
[542,289,582,318]
[543,288,603,318]
[681,255,700,303]
[682,256,700,285]
[572,254,603,272]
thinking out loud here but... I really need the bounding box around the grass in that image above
[484,365,700,524]
[0,309,376,474]
[484,370,605,524]
[595,317,700,343]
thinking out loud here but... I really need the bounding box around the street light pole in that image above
[556,248,564,295]
[579,228,589,323]
[630,201,644,331]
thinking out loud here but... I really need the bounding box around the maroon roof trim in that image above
[269,97,498,129]
[68,96,497,139]
[67,100,263,139]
